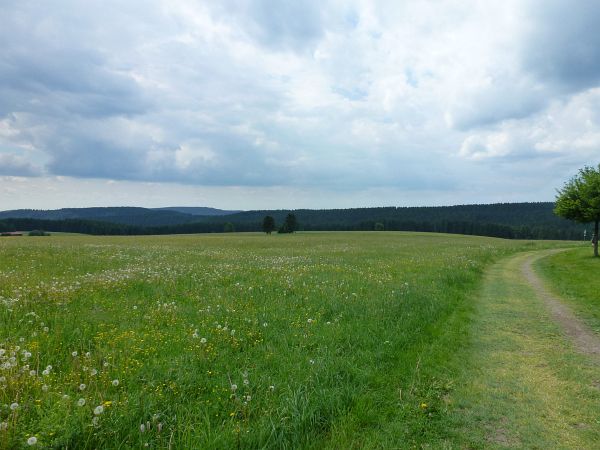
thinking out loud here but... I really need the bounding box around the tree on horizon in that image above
[262,215,276,234]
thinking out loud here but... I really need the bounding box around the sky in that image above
[1,0,600,210]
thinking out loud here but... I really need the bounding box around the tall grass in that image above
[0,232,560,448]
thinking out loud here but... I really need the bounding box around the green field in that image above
[0,232,578,448]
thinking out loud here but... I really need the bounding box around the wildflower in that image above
[269,385,275,391]
[77,398,86,406]
[27,436,37,446]
[243,379,249,386]
[200,337,207,344]
[85,352,91,358]
[71,351,78,357]
[29,370,37,376]
[90,369,98,376]
[112,379,119,386]
[420,403,427,409]
[307,318,313,323]
[309,359,315,365]
[10,402,18,410]
[93,405,104,415]
[140,423,146,433]
[79,383,86,391]
[42,369,50,376]
[92,416,100,427]
[43,327,49,333]
[263,322,268,327]
[231,384,238,392]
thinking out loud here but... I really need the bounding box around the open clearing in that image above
[1,232,597,448]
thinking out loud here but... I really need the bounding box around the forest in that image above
[0,202,588,240]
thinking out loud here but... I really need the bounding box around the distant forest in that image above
[0,203,590,240]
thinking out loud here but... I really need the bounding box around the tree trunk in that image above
[595,220,599,257]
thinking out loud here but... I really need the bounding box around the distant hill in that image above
[0,202,588,240]
[0,207,203,227]
[153,207,241,216]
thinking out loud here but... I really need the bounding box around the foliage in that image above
[0,232,563,448]
[262,216,276,234]
[223,222,235,233]
[374,222,385,231]
[555,164,600,255]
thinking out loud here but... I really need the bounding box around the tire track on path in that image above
[521,249,600,362]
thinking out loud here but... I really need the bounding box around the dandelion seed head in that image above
[77,398,86,406]
[93,405,104,415]
[27,436,37,446]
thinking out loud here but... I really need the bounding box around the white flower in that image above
[140,423,146,433]
[77,398,86,406]
[42,369,50,376]
[200,337,207,344]
[230,384,238,391]
[79,383,86,391]
[112,379,119,386]
[307,318,313,323]
[269,385,275,391]
[263,322,268,327]
[93,405,104,415]
[27,436,37,446]
[243,379,249,386]
[71,351,78,357]
[46,365,52,371]
[43,327,49,332]
[90,369,98,376]
[92,416,100,427]
[10,402,18,410]
[29,370,37,376]
[309,359,315,365]
[85,352,90,358]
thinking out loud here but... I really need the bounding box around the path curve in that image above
[521,249,600,362]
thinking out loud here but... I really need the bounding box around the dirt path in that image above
[521,249,600,362]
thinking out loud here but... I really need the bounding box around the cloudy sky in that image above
[1,0,599,210]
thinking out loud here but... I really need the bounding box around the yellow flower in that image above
[420,403,427,409]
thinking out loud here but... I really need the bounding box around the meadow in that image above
[0,232,566,449]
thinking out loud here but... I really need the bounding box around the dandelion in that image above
[71,351,78,357]
[27,436,37,446]
[29,370,37,376]
[200,337,207,344]
[309,359,315,365]
[42,369,50,376]
[42,384,49,392]
[140,423,146,433]
[10,402,18,410]
[85,352,91,358]
[79,383,86,391]
[263,322,268,327]
[93,405,104,415]
[112,379,119,386]
[231,384,238,392]
[307,318,313,323]
[43,327,49,333]
[420,403,427,409]
[243,379,249,386]
[77,398,86,406]
[92,416,100,427]
[269,385,275,391]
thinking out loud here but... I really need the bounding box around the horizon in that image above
[1,1,599,209]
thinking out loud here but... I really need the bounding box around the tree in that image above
[262,215,276,234]
[284,213,297,233]
[555,164,600,256]
[223,222,235,233]
[374,222,385,231]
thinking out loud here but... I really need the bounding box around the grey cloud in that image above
[523,0,600,91]
[0,154,42,176]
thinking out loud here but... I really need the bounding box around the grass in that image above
[448,251,600,449]
[536,246,600,334]
[0,232,569,448]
